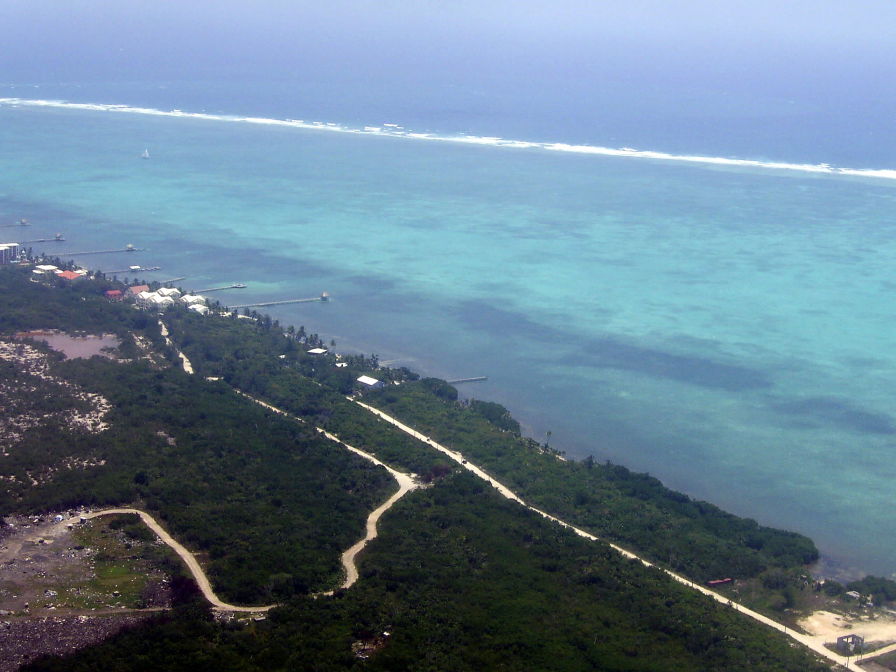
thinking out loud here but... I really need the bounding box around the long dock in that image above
[19,237,64,244]
[229,296,326,309]
[105,266,160,274]
[159,277,186,285]
[193,283,247,293]
[59,247,144,256]
[447,376,489,384]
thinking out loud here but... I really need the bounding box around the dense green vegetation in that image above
[0,267,833,669]
[25,474,829,672]
[162,302,818,584]
[1,356,395,602]
[0,269,397,603]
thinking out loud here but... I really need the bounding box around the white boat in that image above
[140,148,150,159]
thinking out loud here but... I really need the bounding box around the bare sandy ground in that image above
[800,610,896,650]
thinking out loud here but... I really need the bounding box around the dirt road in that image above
[353,400,896,668]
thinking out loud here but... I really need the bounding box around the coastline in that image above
[27,251,894,583]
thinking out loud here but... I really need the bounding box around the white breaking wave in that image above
[2,96,895,181]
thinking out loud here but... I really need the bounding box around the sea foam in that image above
[2,97,894,181]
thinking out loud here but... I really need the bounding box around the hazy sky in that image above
[2,0,894,83]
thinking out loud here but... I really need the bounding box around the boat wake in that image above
[3,97,895,181]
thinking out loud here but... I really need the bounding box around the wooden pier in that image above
[193,283,247,293]
[229,295,327,309]
[159,277,186,285]
[447,376,489,384]
[59,246,144,256]
[19,237,64,244]
[105,266,160,274]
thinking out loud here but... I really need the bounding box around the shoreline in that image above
[26,252,896,582]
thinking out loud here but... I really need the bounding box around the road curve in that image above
[85,508,274,612]
[232,391,421,593]
[353,400,893,669]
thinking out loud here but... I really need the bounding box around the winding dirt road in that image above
[77,393,420,612]
[84,508,273,612]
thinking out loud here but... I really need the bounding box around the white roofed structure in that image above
[180,294,207,306]
[357,375,385,390]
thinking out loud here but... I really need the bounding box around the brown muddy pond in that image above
[16,331,120,359]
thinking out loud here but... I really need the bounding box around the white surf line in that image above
[157,320,193,374]
[233,390,420,592]
[353,400,892,668]
[3,97,895,182]
[83,508,274,612]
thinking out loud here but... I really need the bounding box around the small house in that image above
[357,375,385,390]
[307,348,328,355]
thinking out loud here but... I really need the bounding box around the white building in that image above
[156,287,182,299]
[307,348,328,355]
[357,375,385,390]
[136,291,155,307]
[188,304,210,316]
[0,243,20,265]
[149,294,175,311]
[180,294,207,306]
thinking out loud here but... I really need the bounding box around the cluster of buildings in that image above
[29,263,89,280]
[128,285,210,315]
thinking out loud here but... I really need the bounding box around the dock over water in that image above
[194,283,247,293]
[447,376,489,385]
[59,246,144,256]
[229,295,326,309]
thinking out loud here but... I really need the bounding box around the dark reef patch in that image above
[770,396,896,435]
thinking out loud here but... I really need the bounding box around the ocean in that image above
[1,67,895,580]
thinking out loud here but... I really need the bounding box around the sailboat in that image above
[140,148,150,159]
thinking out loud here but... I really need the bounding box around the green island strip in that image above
[3,263,896,670]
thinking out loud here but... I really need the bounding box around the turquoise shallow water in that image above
[3,104,896,578]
